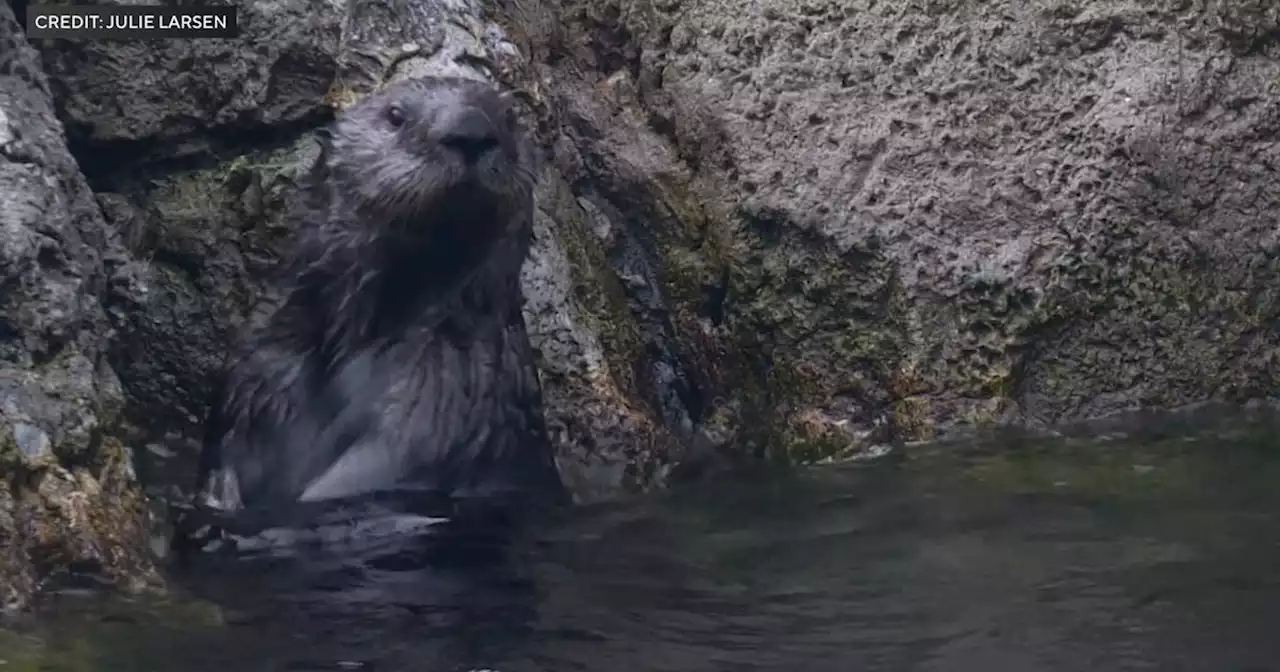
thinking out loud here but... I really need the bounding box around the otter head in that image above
[322,76,536,247]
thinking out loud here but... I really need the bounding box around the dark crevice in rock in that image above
[581,191,706,433]
[1218,25,1280,56]
[148,248,207,285]
[699,264,730,326]
[586,2,641,80]
[67,110,333,192]
[27,340,65,369]
[0,316,19,347]
[10,0,27,34]
[59,425,105,472]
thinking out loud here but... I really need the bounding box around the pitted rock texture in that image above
[37,0,342,149]
[527,0,1280,455]
[0,1,159,612]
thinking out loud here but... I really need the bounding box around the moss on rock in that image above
[1,427,162,614]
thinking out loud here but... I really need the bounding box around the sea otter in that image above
[176,76,567,552]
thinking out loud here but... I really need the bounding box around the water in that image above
[6,408,1280,672]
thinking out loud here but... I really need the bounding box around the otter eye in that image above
[386,105,406,128]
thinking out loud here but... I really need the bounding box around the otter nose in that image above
[437,107,500,163]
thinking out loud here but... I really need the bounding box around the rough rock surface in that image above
[524,0,1280,456]
[0,1,158,613]
[42,0,341,150]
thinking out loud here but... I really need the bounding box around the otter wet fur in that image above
[183,76,568,545]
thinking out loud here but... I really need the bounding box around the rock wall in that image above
[0,1,157,613]
[526,0,1280,456]
[5,0,1280,607]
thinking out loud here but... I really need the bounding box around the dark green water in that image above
[5,408,1280,671]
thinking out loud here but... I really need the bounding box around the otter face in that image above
[323,76,536,240]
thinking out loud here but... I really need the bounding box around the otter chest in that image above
[297,320,542,502]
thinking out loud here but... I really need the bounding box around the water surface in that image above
[6,408,1280,671]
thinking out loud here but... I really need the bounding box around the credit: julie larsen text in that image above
[26,5,239,39]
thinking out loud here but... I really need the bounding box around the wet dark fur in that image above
[183,77,567,540]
